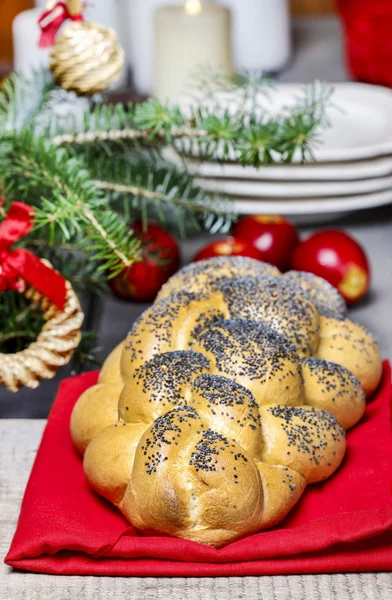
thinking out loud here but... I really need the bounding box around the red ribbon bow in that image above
[0,201,67,310]
[38,1,84,48]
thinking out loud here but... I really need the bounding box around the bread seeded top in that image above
[141,405,203,475]
[192,373,261,428]
[266,405,345,464]
[125,290,227,362]
[133,351,210,406]
[193,373,258,409]
[196,319,301,383]
[220,275,320,356]
[157,256,280,300]
[189,428,249,485]
[76,256,380,549]
[303,357,363,400]
[284,271,347,320]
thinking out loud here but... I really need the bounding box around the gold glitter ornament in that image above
[0,262,84,393]
[49,1,125,96]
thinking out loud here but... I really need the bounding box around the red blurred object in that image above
[109,222,180,302]
[193,236,263,262]
[233,215,299,272]
[338,0,392,86]
[291,229,370,305]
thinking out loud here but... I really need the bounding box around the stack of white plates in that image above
[168,83,392,223]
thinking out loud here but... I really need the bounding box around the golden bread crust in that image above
[157,256,280,301]
[302,358,366,430]
[317,317,382,397]
[70,382,123,456]
[98,341,124,384]
[192,320,305,407]
[70,258,382,547]
[284,271,347,320]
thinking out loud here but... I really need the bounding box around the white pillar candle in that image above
[13,9,50,75]
[222,0,291,73]
[154,2,232,102]
[123,0,184,95]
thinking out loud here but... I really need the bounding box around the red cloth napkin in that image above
[5,363,392,577]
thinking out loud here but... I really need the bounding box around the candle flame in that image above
[184,0,202,16]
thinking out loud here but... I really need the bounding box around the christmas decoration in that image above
[233,215,299,272]
[291,230,370,305]
[0,202,83,392]
[0,62,332,375]
[39,0,124,95]
[109,222,180,302]
[193,237,263,262]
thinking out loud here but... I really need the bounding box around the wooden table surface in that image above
[1,421,392,600]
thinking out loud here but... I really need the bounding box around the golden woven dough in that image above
[156,256,280,301]
[302,358,366,430]
[256,463,306,529]
[317,317,382,397]
[70,382,123,456]
[283,270,347,320]
[121,290,230,380]
[258,404,346,483]
[119,351,211,424]
[71,257,383,548]
[192,320,305,407]
[98,341,124,384]
[121,405,266,547]
[84,422,147,505]
[219,275,321,357]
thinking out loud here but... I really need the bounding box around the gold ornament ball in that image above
[50,21,125,95]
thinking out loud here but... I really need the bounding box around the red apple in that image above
[291,230,370,304]
[232,215,299,272]
[193,237,263,262]
[109,222,180,302]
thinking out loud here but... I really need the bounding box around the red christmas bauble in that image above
[109,222,180,302]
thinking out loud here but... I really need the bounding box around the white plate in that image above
[177,83,392,163]
[175,154,392,182]
[195,174,392,198]
[231,188,392,215]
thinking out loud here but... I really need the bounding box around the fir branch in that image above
[0,292,45,354]
[0,69,55,132]
[47,81,333,166]
[81,151,234,235]
[1,130,141,276]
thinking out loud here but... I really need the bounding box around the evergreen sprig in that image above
[0,291,46,354]
[0,68,56,132]
[80,150,233,236]
[0,68,333,374]
[1,129,141,276]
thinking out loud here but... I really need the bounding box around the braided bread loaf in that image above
[71,257,382,547]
